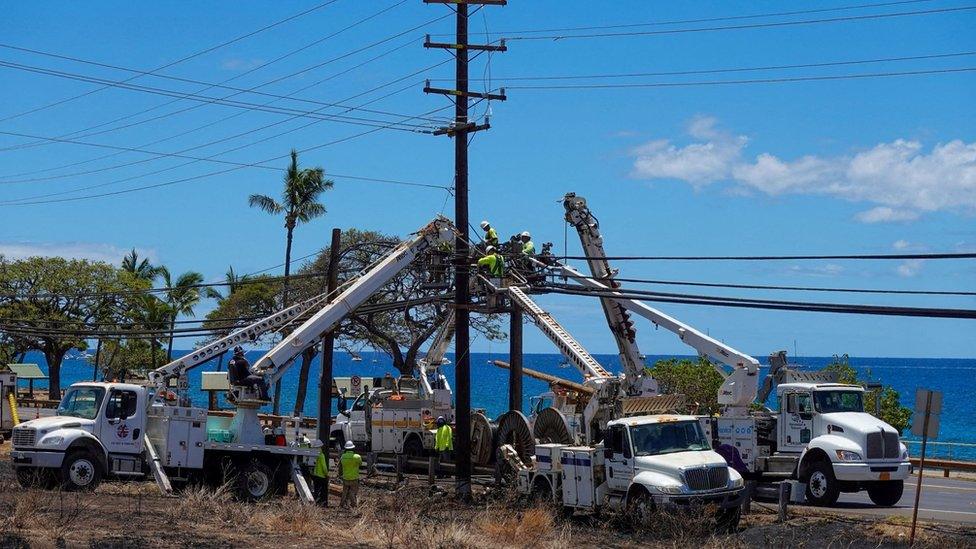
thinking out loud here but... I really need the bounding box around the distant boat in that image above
[350,351,363,362]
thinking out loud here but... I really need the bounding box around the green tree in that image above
[646,357,725,414]
[203,266,249,304]
[202,275,282,372]
[0,256,136,399]
[158,267,205,360]
[121,248,162,281]
[822,354,912,434]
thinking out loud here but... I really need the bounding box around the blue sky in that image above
[0,1,973,358]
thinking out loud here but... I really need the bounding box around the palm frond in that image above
[248,194,284,214]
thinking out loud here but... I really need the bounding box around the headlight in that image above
[40,436,64,446]
[729,476,744,489]
[835,450,861,461]
[901,445,909,460]
[653,484,684,494]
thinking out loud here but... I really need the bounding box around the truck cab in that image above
[10,382,149,490]
[776,382,910,506]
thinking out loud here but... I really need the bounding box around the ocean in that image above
[15,350,976,460]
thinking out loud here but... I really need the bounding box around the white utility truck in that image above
[519,414,743,529]
[9,218,454,501]
[553,193,910,507]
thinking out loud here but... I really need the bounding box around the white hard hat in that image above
[344,440,355,450]
[480,220,490,230]
[520,231,531,238]
[485,246,496,254]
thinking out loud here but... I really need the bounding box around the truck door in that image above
[99,388,144,454]
[780,392,814,453]
[349,393,368,442]
[605,424,634,492]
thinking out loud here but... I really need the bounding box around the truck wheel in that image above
[716,507,741,534]
[60,451,102,492]
[529,477,552,504]
[626,490,655,526]
[804,461,840,506]
[403,435,424,458]
[235,459,277,502]
[867,480,904,506]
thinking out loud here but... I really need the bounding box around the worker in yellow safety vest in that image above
[519,231,535,256]
[310,447,329,506]
[477,246,505,277]
[434,416,453,478]
[339,440,362,508]
[480,220,499,248]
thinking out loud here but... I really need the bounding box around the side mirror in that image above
[799,412,813,421]
[604,448,613,459]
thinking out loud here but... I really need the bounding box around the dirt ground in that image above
[1,443,974,549]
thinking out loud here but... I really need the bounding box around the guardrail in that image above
[905,440,976,461]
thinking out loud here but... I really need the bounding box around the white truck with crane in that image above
[8,217,455,501]
[552,192,910,507]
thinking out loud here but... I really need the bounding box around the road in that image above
[830,473,976,524]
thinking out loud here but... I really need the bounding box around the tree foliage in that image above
[646,357,725,414]
[822,354,912,434]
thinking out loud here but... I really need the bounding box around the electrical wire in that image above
[501,5,976,42]
[505,67,976,90]
[0,0,343,124]
[557,252,976,261]
[608,277,976,297]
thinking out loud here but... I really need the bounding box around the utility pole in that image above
[423,0,506,501]
[317,228,342,507]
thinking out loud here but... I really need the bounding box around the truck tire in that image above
[867,480,904,506]
[60,450,102,491]
[804,460,840,506]
[626,489,655,526]
[716,507,741,534]
[403,435,425,458]
[234,458,278,502]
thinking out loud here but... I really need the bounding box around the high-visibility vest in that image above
[485,227,499,247]
[522,240,535,256]
[478,254,505,277]
[340,450,362,481]
[312,450,328,478]
[435,424,454,452]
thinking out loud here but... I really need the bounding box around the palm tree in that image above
[249,150,332,414]
[159,267,205,361]
[204,266,249,303]
[121,249,162,282]
[249,150,332,308]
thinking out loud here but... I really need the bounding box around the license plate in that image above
[879,472,890,481]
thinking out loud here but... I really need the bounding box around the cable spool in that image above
[470,410,495,466]
[533,407,575,445]
[494,410,535,464]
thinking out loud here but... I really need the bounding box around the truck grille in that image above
[683,466,729,491]
[12,428,36,448]
[866,431,900,459]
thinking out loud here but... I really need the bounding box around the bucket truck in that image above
[498,284,743,525]
[9,217,455,501]
[555,193,910,507]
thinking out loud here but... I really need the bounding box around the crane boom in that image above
[418,309,455,397]
[507,285,611,381]
[252,217,454,385]
[544,261,761,413]
[562,193,648,392]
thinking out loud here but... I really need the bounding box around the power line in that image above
[505,67,976,90]
[558,252,976,261]
[0,0,342,125]
[608,277,976,297]
[502,5,976,42]
[432,50,976,82]
[543,285,976,320]
[437,0,939,36]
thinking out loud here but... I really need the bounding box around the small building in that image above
[6,363,47,397]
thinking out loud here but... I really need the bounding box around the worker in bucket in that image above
[434,416,453,478]
[339,440,362,509]
[477,246,505,278]
[480,220,499,248]
[227,346,270,400]
[519,231,535,256]
[311,446,329,506]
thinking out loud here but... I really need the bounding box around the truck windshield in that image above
[57,387,105,420]
[631,420,711,457]
[814,390,864,413]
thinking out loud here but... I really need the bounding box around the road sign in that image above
[914,389,942,415]
[910,387,943,545]
[911,414,940,438]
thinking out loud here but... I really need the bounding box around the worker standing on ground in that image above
[311,446,329,506]
[480,220,499,249]
[477,246,505,277]
[519,231,535,256]
[227,346,270,400]
[339,440,362,509]
[434,416,453,478]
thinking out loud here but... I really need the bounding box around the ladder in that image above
[507,286,611,380]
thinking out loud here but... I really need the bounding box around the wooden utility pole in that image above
[423,0,506,500]
[318,229,342,445]
[508,305,522,412]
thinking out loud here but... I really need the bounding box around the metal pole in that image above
[92,339,102,381]
[452,1,472,502]
[508,305,523,412]
[910,391,932,545]
[318,229,342,447]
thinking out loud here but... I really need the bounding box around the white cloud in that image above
[855,207,920,223]
[0,242,156,264]
[786,263,845,277]
[220,57,264,71]
[892,239,910,250]
[896,259,923,277]
[629,118,976,222]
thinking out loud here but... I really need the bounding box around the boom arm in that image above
[546,261,761,412]
[562,193,647,390]
[147,292,332,391]
[252,217,454,385]
[418,309,455,396]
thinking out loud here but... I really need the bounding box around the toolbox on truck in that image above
[147,406,207,468]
